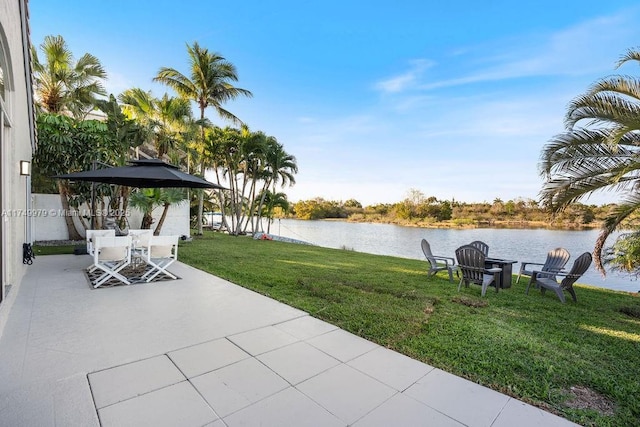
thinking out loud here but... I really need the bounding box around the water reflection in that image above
[273,219,638,293]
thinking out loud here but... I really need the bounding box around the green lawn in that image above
[33,244,81,256]
[35,233,640,425]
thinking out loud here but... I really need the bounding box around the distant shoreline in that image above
[333,217,603,231]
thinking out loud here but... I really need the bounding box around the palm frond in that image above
[154,68,197,99]
[615,47,640,69]
[595,193,640,273]
[539,128,640,209]
[566,90,640,130]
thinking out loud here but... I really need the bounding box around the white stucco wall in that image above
[0,0,36,336]
[30,194,68,241]
[32,193,190,241]
[0,0,34,290]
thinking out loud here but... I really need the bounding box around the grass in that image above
[36,233,640,426]
[33,243,80,255]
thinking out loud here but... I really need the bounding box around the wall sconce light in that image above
[20,160,30,176]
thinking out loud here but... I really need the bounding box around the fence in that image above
[31,193,190,241]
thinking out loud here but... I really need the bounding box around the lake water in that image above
[271,218,639,293]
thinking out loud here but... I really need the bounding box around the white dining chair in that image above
[86,229,115,272]
[141,235,179,282]
[93,235,132,288]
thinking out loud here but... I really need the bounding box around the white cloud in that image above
[374,59,434,93]
[381,9,640,94]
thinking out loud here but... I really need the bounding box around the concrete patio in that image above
[0,254,578,426]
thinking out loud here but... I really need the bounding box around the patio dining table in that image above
[484,257,518,289]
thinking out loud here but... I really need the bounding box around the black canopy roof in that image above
[55,159,225,189]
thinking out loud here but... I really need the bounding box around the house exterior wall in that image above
[0,0,36,329]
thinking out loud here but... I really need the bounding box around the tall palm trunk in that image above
[154,202,171,236]
[247,181,259,234]
[228,173,238,234]
[196,115,206,235]
[232,171,242,233]
[212,165,231,232]
[255,178,272,233]
[120,187,131,230]
[58,182,82,240]
[141,213,154,229]
[237,166,251,233]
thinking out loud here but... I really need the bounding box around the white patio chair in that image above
[93,235,132,288]
[86,229,115,272]
[141,235,179,282]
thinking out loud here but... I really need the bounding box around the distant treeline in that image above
[289,195,628,229]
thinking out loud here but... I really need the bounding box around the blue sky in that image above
[29,1,640,206]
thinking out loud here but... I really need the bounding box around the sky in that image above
[28,0,640,206]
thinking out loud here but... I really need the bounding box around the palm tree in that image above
[154,42,252,235]
[129,188,163,230]
[213,126,245,234]
[119,88,155,132]
[201,125,233,230]
[255,140,297,229]
[32,35,108,239]
[129,188,185,233]
[119,89,192,157]
[265,140,298,193]
[540,48,640,273]
[155,94,192,157]
[260,190,290,233]
[238,127,269,233]
[243,131,273,233]
[32,35,107,118]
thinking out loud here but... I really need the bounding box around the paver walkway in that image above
[0,254,578,426]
